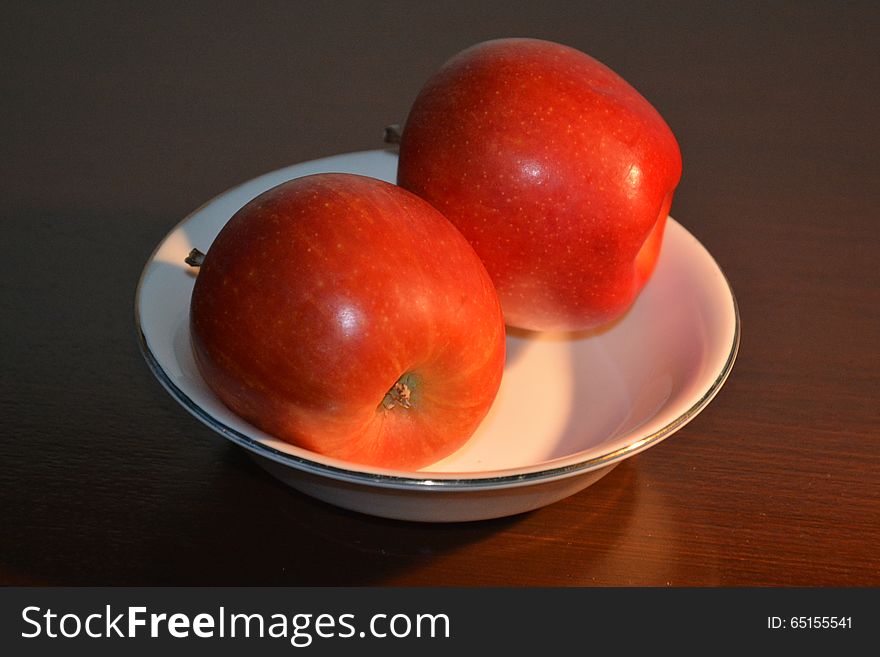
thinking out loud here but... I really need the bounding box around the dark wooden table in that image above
[2,2,877,586]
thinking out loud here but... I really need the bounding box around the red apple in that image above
[189,173,505,470]
[397,38,682,332]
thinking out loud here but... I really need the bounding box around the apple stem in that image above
[381,376,413,410]
[185,248,206,268]
[383,124,402,145]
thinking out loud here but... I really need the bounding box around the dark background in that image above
[1,1,877,585]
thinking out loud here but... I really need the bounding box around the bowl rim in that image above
[134,150,741,493]
[137,306,739,490]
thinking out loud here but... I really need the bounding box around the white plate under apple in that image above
[135,149,739,522]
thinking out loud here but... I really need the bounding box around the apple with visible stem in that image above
[188,173,506,470]
[396,38,682,332]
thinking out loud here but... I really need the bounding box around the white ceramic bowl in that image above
[136,149,739,522]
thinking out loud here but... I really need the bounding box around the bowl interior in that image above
[137,150,737,483]
[425,220,736,474]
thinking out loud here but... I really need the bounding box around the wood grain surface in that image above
[1,1,877,586]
